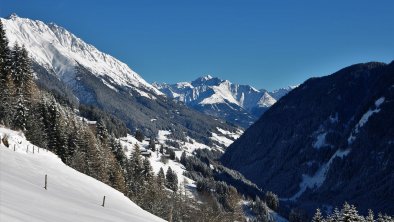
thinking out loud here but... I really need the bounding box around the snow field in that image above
[0,127,165,222]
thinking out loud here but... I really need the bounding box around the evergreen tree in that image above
[142,157,154,182]
[0,20,14,126]
[341,202,363,222]
[97,119,109,144]
[11,43,28,130]
[0,68,15,126]
[180,151,187,165]
[45,99,68,160]
[377,213,392,222]
[20,46,34,102]
[149,137,156,151]
[312,209,325,222]
[127,144,143,198]
[109,137,127,168]
[135,130,144,142]
[365,209,375,222]
[157,167,165,189]
[265,191,279,211]
[0,20,10,74]
[166,167,178,192]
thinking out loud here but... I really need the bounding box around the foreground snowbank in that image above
[0,127,165,222]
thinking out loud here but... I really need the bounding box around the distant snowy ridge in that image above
[0,127,165,222]
[154,75,296,127]
[1,14,162,96]
[154,75,279,109]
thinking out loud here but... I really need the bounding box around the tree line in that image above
[310,203,392,222]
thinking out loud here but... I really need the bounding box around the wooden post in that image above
[102,196,106,207]
[44,174,47,190]
[168,205,173,222]
[38,147,39,153]
[14,144,15,151]
[33,146,35,154]
[26,145,28,153]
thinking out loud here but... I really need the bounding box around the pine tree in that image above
[0,20,10,74]
[127,144,143,198]
[180,151,187,165]
[265,191,279,211]
[109,137,127,168]
[166,167,178,192]
[142,157,154,182]
[365,209,375,222]
[377,213,392,222]
[97,119,109,144]
[20,46,34,102]
[45,100,67,160]
[157,167,165,189]
[149,137,156,151]
[312,209,325,222]
[11,43,27,130]
[0,69,15,126]
[135,130,144,142]
[341,202,363,222]
[327,207,342,222]
[0,20,13,125]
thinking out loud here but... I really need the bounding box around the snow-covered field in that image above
[0,127,165,222]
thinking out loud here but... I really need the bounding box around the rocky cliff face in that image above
[221,62,394,215]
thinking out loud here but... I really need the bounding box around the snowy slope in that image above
[1,14,162,96]
[154,75,295,127]
[0,127,165,222]
[118,128,242,189]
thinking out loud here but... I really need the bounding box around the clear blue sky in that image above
[1,0,393,90]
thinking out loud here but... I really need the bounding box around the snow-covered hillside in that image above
[154,75,295,127]
[1,14,162,97]
[118,128,243,190]
[0,127,165,222]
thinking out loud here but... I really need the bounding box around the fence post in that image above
[26,145,28,153]
[44,174,47,190]
[14,144,15,151]
[33,146,35,154]
[102,196,106,207]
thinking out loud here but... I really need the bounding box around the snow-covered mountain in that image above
[1,14,241,144]
[154,75,295,128]
[1,13,162,98]
[221,62,394,215]
[0,127,165,222]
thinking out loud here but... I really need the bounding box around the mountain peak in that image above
[8,13,19,20]
[203,74,213,80]
[2,16,163,96]
[191,75,222,86]
[195,75,215,82]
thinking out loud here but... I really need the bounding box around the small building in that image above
[141,150,152,157]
